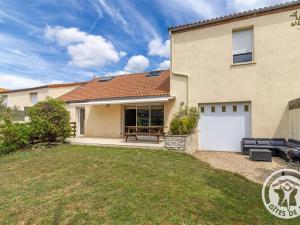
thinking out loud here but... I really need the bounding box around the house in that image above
[0,82,85,120]
[169,1,300,151]
[60,70,174,138]
[62,1,300,152]
[0,88,9,93]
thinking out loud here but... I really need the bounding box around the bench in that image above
[124,126,165,143]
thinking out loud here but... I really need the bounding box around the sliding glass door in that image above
[124,105,164,130]
[137,106,150,126]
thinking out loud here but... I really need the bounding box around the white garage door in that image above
[198,103,251,152]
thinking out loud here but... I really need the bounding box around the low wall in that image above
[165,133,198,154]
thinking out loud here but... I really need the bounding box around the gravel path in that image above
[193,151,288,184]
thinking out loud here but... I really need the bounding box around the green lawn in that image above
[0,145,298,225]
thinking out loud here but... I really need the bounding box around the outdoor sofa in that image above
[241,138,300,161]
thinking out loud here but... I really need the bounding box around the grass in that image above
[0,145,299,225]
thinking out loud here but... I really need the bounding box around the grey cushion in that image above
[288,139,300,145]
[286,142,297,148]
[257,140,271,145]
[271,140,285,146]
[276,146,289,152]
[244,139,256,145]
[244,145,273,149]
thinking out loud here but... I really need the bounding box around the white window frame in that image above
[30,92,38,105]
[232,27,254,64]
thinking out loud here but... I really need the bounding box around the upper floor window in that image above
[233,28,253,64]
[30,92,38,105]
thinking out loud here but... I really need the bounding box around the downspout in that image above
[169,30,191,107]
[172,72,190,107]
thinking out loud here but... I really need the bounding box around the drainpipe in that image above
[172,72,190,107]
[169,31,191,107]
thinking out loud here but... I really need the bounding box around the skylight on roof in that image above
[98,76,114,82]
[145,71,162,77]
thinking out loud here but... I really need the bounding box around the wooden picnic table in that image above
[124,126,166,143]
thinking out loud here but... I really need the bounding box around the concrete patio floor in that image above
[67,136,165,149]
[193,151,290,184]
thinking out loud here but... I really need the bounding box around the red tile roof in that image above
[0,88,9,93]
[59,70,170,103]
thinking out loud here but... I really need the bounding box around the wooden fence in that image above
[70,122,76,138]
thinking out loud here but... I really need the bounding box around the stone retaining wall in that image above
[165,133,198,154]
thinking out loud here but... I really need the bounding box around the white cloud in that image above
[44,26,86,46]
[158,60,170,70]
[119,51,127,57]
[44,26,121,68]
[148,38,170,58]
[155,0,220,24]
[95,0,159,40]
[124,55,149,73]
[97,0,131,34]
[67,35,120,68]
[104,70,128,76]
[226,0,289,12]
[0,74,44,89]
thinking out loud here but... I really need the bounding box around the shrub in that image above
[0,96,11,125]
[169,107,200,135]
[0,123,32,154]
[29,97,71,142]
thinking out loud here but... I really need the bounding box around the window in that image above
[244,105,249,112]
[125,105,164,128]
[222,106,226,112]
[233,28,253,64]
[137,106,149,126]
[150,105,164,126]
[211,106,215,113]
[200,107,205,113]
[2,95,8,105]
[30,92,38,105]
[233,105,237,112]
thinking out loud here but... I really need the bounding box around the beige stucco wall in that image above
[171,9,300,138]
[68,102,174,138]
[48,86,80,99]
[1,86,80,110]
[84,105,122,138]
[289,108,300,140]
[1,88,49,110]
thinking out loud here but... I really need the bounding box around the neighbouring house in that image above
[0,82,85,121]
[59,70,174,138]
[60,1,300,151]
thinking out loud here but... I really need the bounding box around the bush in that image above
[0,96,12,125]
[29,98,71,142]
[169,107,200,135]
[0,123,32,154]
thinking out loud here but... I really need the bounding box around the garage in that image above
[198,103,251,152]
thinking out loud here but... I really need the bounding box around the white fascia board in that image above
[69,96,175,106]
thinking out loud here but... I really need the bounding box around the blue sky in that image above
[0,0,291,89]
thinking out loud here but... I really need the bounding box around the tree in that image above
[29,97,71,142]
